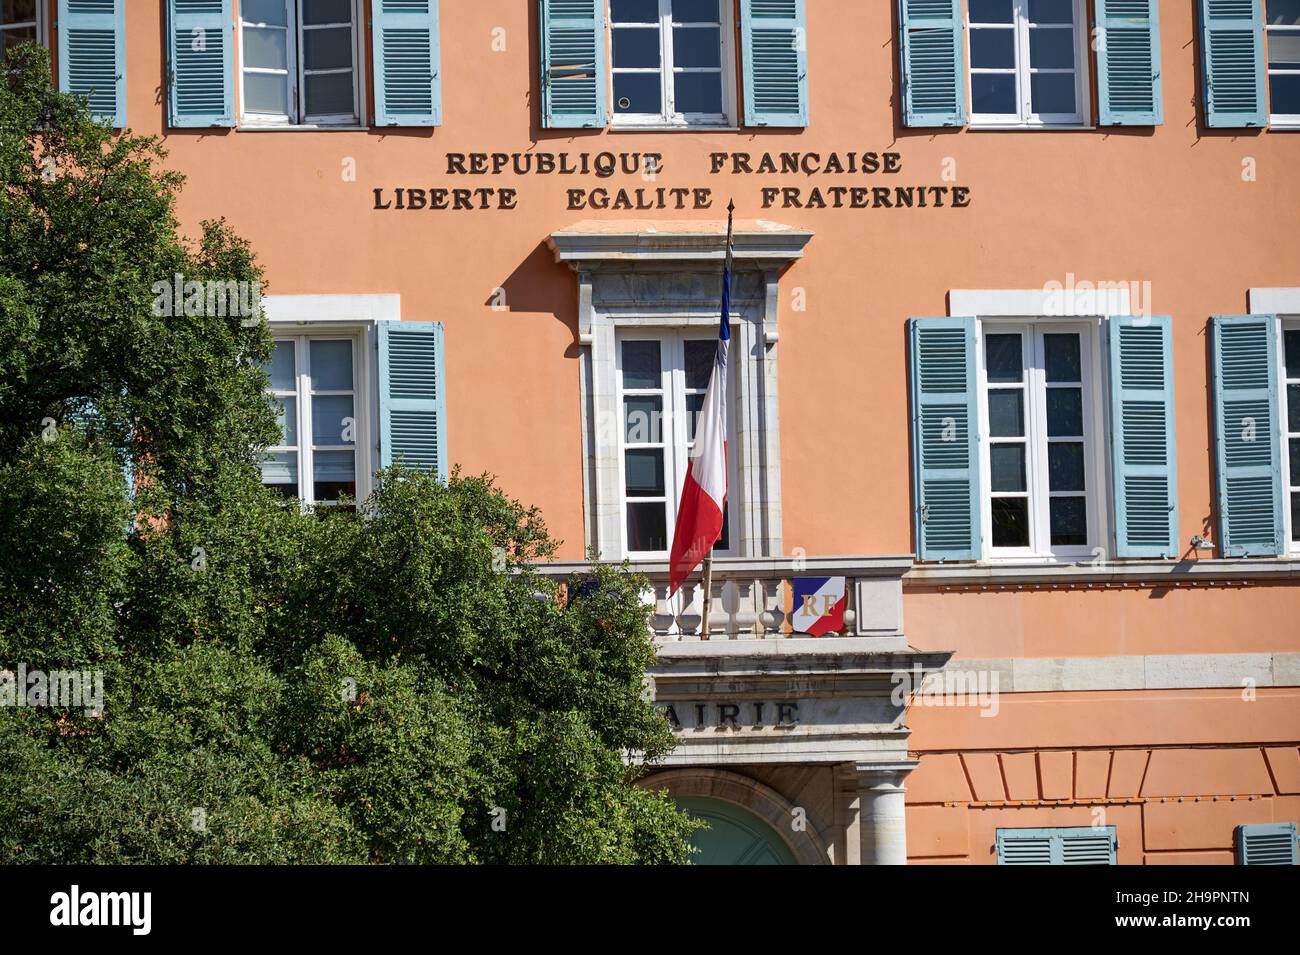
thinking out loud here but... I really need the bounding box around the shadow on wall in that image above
[486,240,582,358]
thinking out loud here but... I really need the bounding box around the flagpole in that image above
[700,199,735,639]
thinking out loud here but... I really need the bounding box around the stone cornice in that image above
[547,218,814,270]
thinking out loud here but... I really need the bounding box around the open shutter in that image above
[1212,315,1283,556]
[1199,0,1266,127]
[1096,0,1163,125]
[1236,822,1299,865]
[740,0,809,127]
[166,0,234,127]
[908,317,980,561]
[539,0,606,128]
[1108,316,1178,558]
[57,0,126,127]
[898,0,966,127]
[372,0,442,126]
[379,322,447,482]
[998,827,1117,864]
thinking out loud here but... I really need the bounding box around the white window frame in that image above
[1267,1,1300,128]
[1,0,45,49]
[615,328,738,560]
[1282,316,1300,554]
[609,0,736,128]
[238,0,365,128]
[967,0,1090,128]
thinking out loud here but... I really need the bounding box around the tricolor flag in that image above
[791,576,847,637]
[668,232,731,594]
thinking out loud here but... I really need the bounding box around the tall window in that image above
[618,332,732,556]
[982,324,1096,557]
[261,336,360,506]
[1285,322,1300,549]
[1268,0,1300,125]
[240,0,359,126]
[968,0,1087,126]
[610,0,731,126]
[1,1,41,54]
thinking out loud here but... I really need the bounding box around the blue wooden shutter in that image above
[1199,0,1267,127]
[1236,822,1298,865]
[908,317,980,561]
[1211,315,1283,556]
[740,0,809,127]
[57,0,126,127]
[379,322,447,482]
[1095,0,1163,125]
[998,827,1117,865]
[539,0,606,128]
[372,0,442,126]
[898,0,966,127]
[166,0,234,127]
[1108,316,1179,558]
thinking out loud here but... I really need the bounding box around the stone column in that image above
[853,761,916,866]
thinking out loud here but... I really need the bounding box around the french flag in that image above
[668,254,730,595]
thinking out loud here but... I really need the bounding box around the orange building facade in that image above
[18,0,1300,863]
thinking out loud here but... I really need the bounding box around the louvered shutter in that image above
[379,322,447,481]
[1198,0,1267,127]
[908,317,980,561]
[540,0,606,128]
[1060,828,1118,864]
[1108,316,1179,558]
[372,0,442,126]
[166,0,234,127]
[1212,315,1284,556]
[57,0,126,127]
[1096,0,1163,125]
[996,829,1054,864]
[998,827,1117,864]
[1236,822,1299,865]
[898,0,966,127]
[740,0,808,127]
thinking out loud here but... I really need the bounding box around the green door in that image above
[677,797,798,865]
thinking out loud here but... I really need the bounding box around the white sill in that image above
[1268,122,1300,131]
[238,123,367,132]
[609,124,739,132]
[968,124,1096,131]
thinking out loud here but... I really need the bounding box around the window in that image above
[996,826,1117,864]
[1,0,42,53]
[1268,0,1300,125]
[981,323,1097,557]
[610,0,732,126]
[618,332,734,557]
[1236,822,1298,865]
[968,0,1087,126]
[239,0,360,126]
[1285,322,1300,550]
[261,336,362,506]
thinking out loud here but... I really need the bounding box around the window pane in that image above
[243,0,288,26]
[625,449,665,496]
[627,502,668,551]
[673,26,721,67]
[991,444,1027,492]
[1270,74,1300,115]
[1293,492,1300,542]
[624,396,663,444]
[985,334,1023,382]
[311,395,354,445]
[313,450,355,501]
[1046,388,1083,436]
[302,0,352,26]
[715,509,729,551]
[1029,0,1075,25]
[1031,72,1077,114]
[3,1,38,23]
[1044,333,1081,381]
[1267,0,1300,26]
[613,27,661,68]
[614,72,663,113]
[1291,438,1300,484]
[1048,442,1086,491]
[304,72,355,116]
[1286,330,1300,378]
[686,392,705,442]
[673,0,719,21]
[1288,383,1300,432]
[244,72,289,114]
[612,0,659,23]
[243,26,288,71]
[622,340,661,389]
[272,395,297,445]
[991,497,1030,547]
[685,340,716,390]
[303,25,354,71]
[972,72,1017,114]
[674,71,722,113]
[1267,30,1300,68]
[1049,496,1087,545]
[971,29,1015,69]
[970,0,1014,23]
[1029,26,1075,69]
[260,451,298,495]
[309,340,352,390]
[3,28,37,53]
[267,340,296,390]
[988,390,1025,437]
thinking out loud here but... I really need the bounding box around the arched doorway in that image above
[677,796,798,865]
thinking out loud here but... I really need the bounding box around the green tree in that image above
[0,44,695,864]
